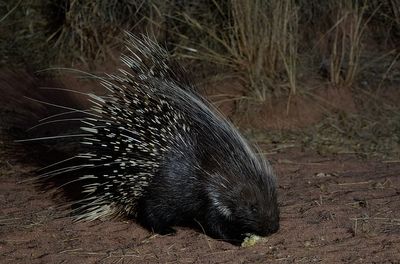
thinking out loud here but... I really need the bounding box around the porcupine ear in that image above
[121,31,198,95]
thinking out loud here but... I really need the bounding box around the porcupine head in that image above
[40,32,279,245]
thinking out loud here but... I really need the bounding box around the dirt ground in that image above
[1,135,399,263]
[0,71,399,263]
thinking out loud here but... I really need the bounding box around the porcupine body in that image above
[46,33,279,244]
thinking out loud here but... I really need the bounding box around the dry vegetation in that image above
[2,0,399,90]
[1,0,400,158]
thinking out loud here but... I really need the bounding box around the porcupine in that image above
[39,33,279,244]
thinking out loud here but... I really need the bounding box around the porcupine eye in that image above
[233,188,272,235]
[233,197,259,221]
[250,205,258,214]
[247,203,261,224]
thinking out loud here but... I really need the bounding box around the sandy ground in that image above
[1,135,399,263]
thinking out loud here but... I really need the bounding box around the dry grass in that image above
[0,0,153,67]
[45,0,151,65]
[2,1,399,92]
[1,0,400,157]
[169,0,299,101]
[327,1,375,87]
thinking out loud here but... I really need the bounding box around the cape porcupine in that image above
[36,32,279,244]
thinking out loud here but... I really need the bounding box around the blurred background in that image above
[1,0,399,159]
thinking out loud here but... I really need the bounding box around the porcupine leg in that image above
[203,209,244,244]
[136,197,177,235]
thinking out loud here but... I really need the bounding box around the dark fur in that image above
[33,34,279,244]
[134,96,279,244]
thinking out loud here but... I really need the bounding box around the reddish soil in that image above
[206,78,358,131]
[1,71,400,263]
[1,140,400,263]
